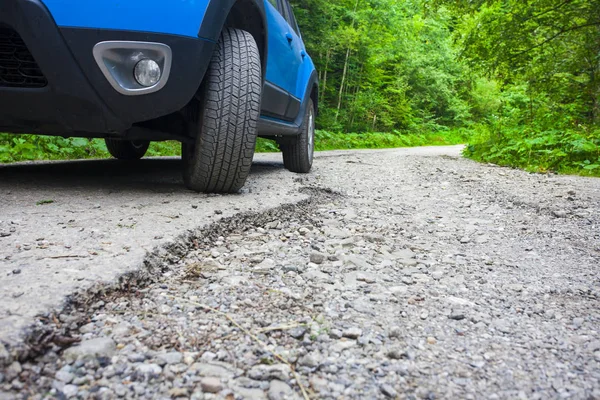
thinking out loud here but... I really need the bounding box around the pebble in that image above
[329,329,343,339]
[342,327,362,339]
[157,352,183,366]
[64,338,117,362]
[388,326,402,339]
[200,377,223,393]
[136,363,162,377]
[494,319,512,334]
[380,384,398,398]
[298,352,320,368]
[268,380,300,400]
[0,343,8,363]
[288,326,307,339]
[248,364,290,381]
[553,210,568,218]
[189,363,233,378]
[387,348,409,360]
[5,362,21,381]
[449,310,466,320]
[61,384,78,398]
[55,369,74,384]
[309,251,326,264]
[431,270,444,280]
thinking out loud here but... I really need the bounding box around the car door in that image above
[262,0,304,121]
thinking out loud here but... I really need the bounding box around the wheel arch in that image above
[310,82,319,117]
[198,0,267,81]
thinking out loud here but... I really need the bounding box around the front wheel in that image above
[182,28,261,193]
[105,139,150,160]
[281,98,315,173]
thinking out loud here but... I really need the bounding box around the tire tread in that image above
[183,28,261,193]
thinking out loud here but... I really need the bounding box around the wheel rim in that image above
[307,108,315,164]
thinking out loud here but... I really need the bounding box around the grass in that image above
[3,125,597,179]
[0,130,468,163]
[313,129,469,151]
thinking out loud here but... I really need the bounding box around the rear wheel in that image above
[182,28,261,193]
[281,98,315,173]
[105,139,150,160]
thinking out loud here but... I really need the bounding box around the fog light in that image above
[134,59,161,87]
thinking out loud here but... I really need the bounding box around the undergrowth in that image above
[0,130,467,163]
[463,125,600,177]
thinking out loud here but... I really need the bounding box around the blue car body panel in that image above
[264,1,301,98]
[40,0,210,39]
[296,54,316,102]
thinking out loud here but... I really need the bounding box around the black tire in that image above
[105,139,150,160]
[281,98,315,173]
[182,28,261,193]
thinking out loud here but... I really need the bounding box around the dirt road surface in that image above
[0,157,308,351]
[1,146,599,399]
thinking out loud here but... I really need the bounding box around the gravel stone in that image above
[61,384,78,398]
[200,377,222,393]
[189,363,233,378]
[329,329,343,339]
[0,343,8,364]
[387,348,409,360]
[288,326,307,339]
[298,352,320,368]
[380,384,397,398]
[5,362,21,381]
[449,310,466,320]
[248,364,290,382]
[342,327,362,339]
[268,380,300,400]
[63,337,116,361]
[55,369,74,384]
[136,363,162,377]
[309,251,326,264]
[157,352,183,366]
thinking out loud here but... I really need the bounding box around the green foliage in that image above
[314,129,469,151]
[255,138,280,153]
[0,134,182,163]
[0,134,107,163]
[440,0,600,175]
[464,125,600,176]
[290,0,473,133]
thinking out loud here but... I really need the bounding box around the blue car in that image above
[0,0,318,192]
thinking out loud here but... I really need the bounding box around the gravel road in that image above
[1,146,600,399]
[0,157,307,354]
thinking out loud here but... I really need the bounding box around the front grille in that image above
[0,25,47,88]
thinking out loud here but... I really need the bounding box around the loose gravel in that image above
[1,148,600,399]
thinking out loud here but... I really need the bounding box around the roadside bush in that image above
[464,125,600,176]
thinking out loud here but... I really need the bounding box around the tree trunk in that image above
[348,63,364,131]
[321,48,331,106]
[335,0,359,124]
[335,47,351,123]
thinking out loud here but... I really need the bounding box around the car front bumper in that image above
[0,0,215,136]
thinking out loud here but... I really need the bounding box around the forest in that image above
[290,0,600,174]
[1,0,599,175]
